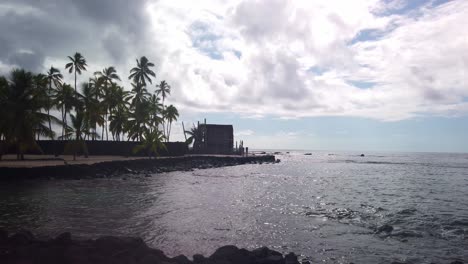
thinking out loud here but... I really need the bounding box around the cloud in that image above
[0,0,150,74]
[235,129,254,136]
[0,0,467,121]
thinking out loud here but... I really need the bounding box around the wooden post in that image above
[204,118,207,150]
[197,121,200,153]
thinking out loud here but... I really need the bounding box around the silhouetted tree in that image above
[185,125,203,151]
[95,67,121,140]
[164,105,179,142]
[54,83,75,138]
[3,69,59,159]
[133,129,166,158]
[78,82,102,140]
[107,84,130,141]
[148,94,163,133]
[46,67,63,133]
[60,108,96,160]
[65,52,87,93]
[156,80,171,137]
[128,56,155,86]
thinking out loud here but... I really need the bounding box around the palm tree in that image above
[111,85,131,112]
[46,66,63,132]
[185,125,203,152]
[78,82,102,140]
[32,74,49,140]
[109,103,129,141]
[128,56,155,86]
[155,80,171,137]
[88,76,104,139]
[133,129,166,158]
[95,67,121,85]
[106,84,129,140]
[127,82,150,141]
[155,80,171,106]
[54,83,75,138]
[95,67,121,140]
[65,52,87,93]
[164,105,179,142]
[3,69,59,159]
[148,94,163,133]
[126,99,150,142]
[0,76,8,159]
[60,109,96,161]
[131,82,149,105]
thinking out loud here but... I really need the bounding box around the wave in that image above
[327,159,468,169]
[333,160,408,165]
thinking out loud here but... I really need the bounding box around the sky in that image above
[0,0,467,152]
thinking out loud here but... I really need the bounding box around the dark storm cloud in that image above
[72,0,149,36]
[0,5,80,71]
[7,50,45,72]
[0,0,150,71]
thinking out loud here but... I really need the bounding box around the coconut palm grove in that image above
[0,52,179,160]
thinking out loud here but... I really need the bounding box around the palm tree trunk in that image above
[168,121,172,142]
[162,98,166,139]
[105,112,109,141]
[63,109,68,139]
[74,70,77,93]
[48,80,52,134]
[94,88,99,141]
[167,122,171,142]
[61,106,65,139]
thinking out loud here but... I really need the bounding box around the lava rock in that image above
[209,245,239,259]
[376,224,393,234]
[209,246,254,264]
[252,247,283,259]
[0,228,8,243]
[284,252,299,264]
[193,254,206,263]
[8,230,35,245]
[172,255,192,264]
[94,236,147,254]
[54,232,72,245]
[0,230,305,264]
[260,255,285,264]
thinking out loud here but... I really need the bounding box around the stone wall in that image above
[1,140,188,157]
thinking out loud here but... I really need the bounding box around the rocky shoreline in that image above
[0,230,302,264]
[0,155,277,181]
[1,230,465,264]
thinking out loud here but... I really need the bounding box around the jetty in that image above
[0,154,276,181]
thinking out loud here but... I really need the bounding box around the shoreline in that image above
[0,155,277,180]
[1,230,464,264]
[0,230,303,264]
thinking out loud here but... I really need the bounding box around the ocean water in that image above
[0,151,467,263]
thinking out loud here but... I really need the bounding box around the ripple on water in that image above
[1,152,468,263]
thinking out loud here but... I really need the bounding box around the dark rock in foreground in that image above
[0,230,465,264]
[0,230,300,264]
